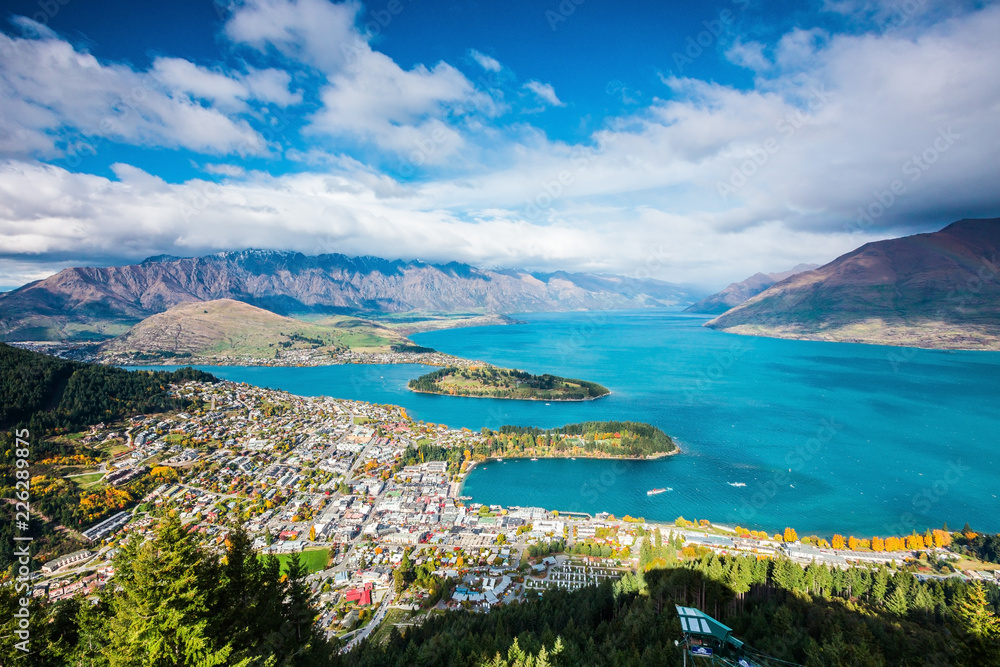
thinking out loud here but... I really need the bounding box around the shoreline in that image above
[453,446,681,500]
[407,387,612,402]
[109,358,464,368]
[707,324,1000,352]
[97,353,485,369]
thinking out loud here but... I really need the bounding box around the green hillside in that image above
[98,299,418,363]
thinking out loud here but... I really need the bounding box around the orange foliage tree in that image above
[933,529,952,548]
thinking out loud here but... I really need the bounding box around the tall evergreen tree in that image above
[105,514,240,666]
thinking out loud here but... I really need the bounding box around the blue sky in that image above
[0,0,998,289]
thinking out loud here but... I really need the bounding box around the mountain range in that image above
[4,219,999,350]
[0,250,699,341]
[683,264,819,314]
[706,218,1000,350]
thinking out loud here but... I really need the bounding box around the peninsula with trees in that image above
[399,421,679,479]
[407,364,611,401]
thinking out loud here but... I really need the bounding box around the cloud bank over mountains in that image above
[0,0,999,288]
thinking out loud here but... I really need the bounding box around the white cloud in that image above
[0,158,884,288]
[308,52,481,161]
[0,32,268,159]
[150,59,302,110]
[2,2,1000,292]
[224,0,360,74]
[226,0,493,162]
[470,49,502,72]
[241,68,303,106]
[151,58,250,111]
[523,80,565,107]
[202,163,247,177]
[725,40,770,72]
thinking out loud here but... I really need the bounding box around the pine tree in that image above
[870,566,889,603]
[886,585,909,616]
[911,584,934,614]
[957,582,1000,638]
[105,514,238,666]
[639,536,652,570]
[70,595,110,665]
[281,552,326,663]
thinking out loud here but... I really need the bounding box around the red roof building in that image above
[344,582,374,606]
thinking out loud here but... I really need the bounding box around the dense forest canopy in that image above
[488,421,677,458]
[1,343,216,448]
[0,344,216,570]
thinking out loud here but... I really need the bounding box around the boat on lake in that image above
[647,487,668,496]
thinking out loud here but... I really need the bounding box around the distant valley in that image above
[684,264,819,314]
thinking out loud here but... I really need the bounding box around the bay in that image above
[135,310,1000,535]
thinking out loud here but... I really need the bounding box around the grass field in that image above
[273,547,330,574]
[68,472,105,489]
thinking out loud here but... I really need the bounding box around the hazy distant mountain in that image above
[684,264,819,314]
[706,219,1000,350]
[0,250,700,341]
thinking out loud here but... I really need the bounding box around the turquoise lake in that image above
[141,310,1000,536]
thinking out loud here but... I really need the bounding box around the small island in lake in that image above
[407,364,610,401]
